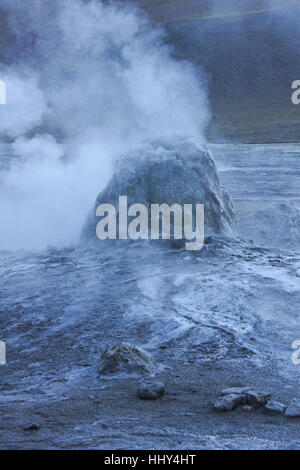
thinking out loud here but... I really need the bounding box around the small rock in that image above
[216,387,271,412]
[221,386,250,396]
[137,380,165,400]
[214,393,245,412]
[98,342,154,376]
[242,405,254,412]
[285,398,300,418]
[23,423,40,431]
[245,390,271,408]
[264,400,286,415]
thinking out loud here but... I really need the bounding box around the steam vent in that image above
[81,137,236,247]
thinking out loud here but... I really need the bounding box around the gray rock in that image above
[285,398,300,418]
[214,393,245,412]
[23,423,40,431]
[242,405,254,412]
[221,386,250,396]
[216,387,271,412]
[81,137,236,246]
[98,342,154,377]
[137,380,165,400]
[264,400,286,415]
[245,390,271,408]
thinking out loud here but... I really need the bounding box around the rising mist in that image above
[0,0,209,250]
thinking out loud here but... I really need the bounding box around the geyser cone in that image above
[81,136,236,247]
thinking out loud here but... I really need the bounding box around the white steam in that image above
[0,72,48,138]
[0,0,209,250]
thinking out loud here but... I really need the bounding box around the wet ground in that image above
[0,143,300,449]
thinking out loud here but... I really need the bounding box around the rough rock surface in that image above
[23,424,40,431]
[284,399,300,418]
[246,390,271,409]
[214,393,245,412]
[215,387,271,412]
[81,137,235,246]
[221,387,251,396]
[242,406,254,413]
[137,380,165,400]
[264,400,286,415]
[98,343,154,377]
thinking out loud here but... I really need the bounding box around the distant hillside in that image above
[1,1,300,142]
[0,12,6,61]
[135,0,300,142]
[132,0,285,24]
